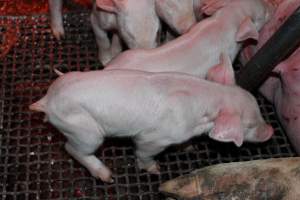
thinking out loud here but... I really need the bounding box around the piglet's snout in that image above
[255,124,274,142]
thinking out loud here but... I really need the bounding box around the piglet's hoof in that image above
[51,25,65,40]
[92,168,114,183]
[147,163,161,175]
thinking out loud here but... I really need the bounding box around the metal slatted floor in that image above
[0,13,296,200]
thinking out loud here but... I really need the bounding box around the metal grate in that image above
[0,13,296,200]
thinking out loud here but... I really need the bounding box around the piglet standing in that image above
[48,0,160,65]
[106,0,274,80]
[91,0,160,65]
[48,0,203,65]
[29,63,273,183]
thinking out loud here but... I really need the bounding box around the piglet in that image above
[48,0,160,65]
[91,0,160,65]
[29,63,273,183]
[106,0,274,79]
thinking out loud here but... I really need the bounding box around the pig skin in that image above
[160,157,300,200]
[261,48,300,154]
[29,69,273,182]
[106,0,274,80]
[241,0,300,63]
[155,0,198,35]
[240,0,300,154]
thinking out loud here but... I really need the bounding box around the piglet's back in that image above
[49,70,227,94]
[32,69,237,117]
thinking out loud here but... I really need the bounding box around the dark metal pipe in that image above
[237,6,300,92]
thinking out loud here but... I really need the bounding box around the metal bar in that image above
[237,6,300,92]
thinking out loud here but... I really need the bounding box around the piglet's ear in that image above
[236,17,259,42]
[96,0,117,13]
[209,109,244,147]
[207,53,236,85]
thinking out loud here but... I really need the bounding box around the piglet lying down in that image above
[29,67,273,183]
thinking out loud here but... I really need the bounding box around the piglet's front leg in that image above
[49,0,65,40]
[90,13,114,65]
[135,136,166,174]
[111,34,122,60]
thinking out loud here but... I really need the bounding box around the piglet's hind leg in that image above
[55,110,113,182]
[65,141,113,183]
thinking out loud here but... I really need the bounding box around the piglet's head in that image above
[207,53,273,146]
[208,102,273,147]
[97,0,160,49]
[208,107,273,146]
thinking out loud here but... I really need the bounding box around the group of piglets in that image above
[30,0,295,182]
[49,0,202,65]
